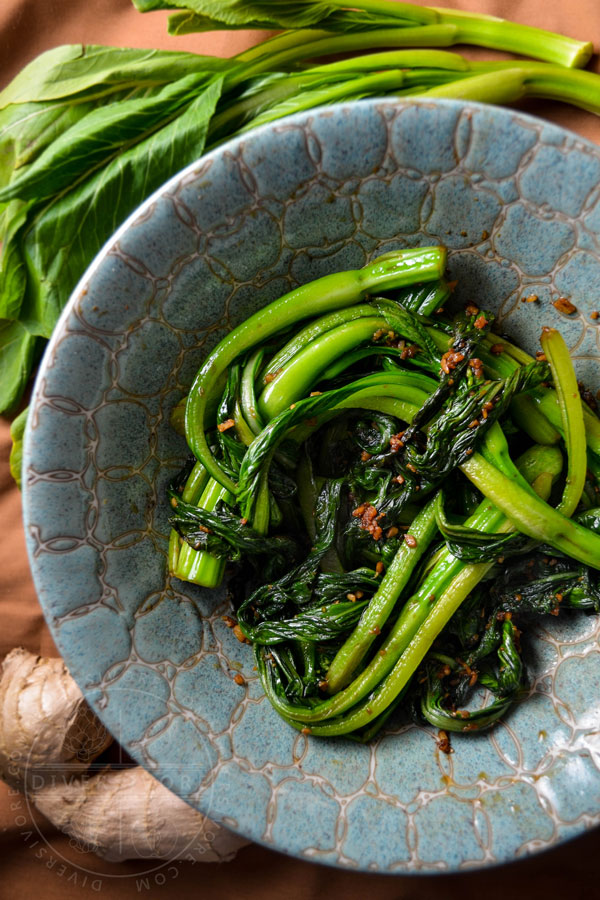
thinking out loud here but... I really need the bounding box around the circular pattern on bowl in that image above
[23,99,600,873]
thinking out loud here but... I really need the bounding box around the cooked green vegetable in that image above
[167,248,600,742]
[1,1,599,419]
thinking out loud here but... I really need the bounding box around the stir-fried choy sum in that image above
[168,246,600,741]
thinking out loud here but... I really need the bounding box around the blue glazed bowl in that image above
[23,99,600,873]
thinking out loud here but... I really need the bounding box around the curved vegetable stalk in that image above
[149,0,593,69]
[539,326,586,515]
[185,246,446,493]
[422,64,600,115]
[265,443,560,737]
[258,315,391,420]
[221,57,600,141]
[460,448,600,568]
[325,494,440,693]
[255,438,560,728]
[181,248,445,588]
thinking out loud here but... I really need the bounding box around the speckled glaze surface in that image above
[23,99,600,873]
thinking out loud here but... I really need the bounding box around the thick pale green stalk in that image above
[168,460,209,576]
[261,304,377,381]
[223,4,591,70]
[258,315,391,420]
[430,7,591,67]
[460,451,600,569]
[306,48,471,75]
[529,387,600,459]
[325,495,440,693]
[509,394,561,445]
[422,65,600,115]
[240,347,266,437]
[540,327,586,515]
[234,26,466,80]
[174,479,232,587]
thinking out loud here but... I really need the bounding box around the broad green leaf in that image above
[9,405,28,489]
[19,77,224,340]
[0,320,37,413]
[0,72,217,204]
[0,100,97,178]
[167,8,418,34]
[0,44,232,107]
[0,199,31,319]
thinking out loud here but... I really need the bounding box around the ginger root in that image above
[0,647,112,791]
[0,648,249,863]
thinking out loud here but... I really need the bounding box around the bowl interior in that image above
[23,98,600,873]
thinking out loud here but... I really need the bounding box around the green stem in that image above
[276,453,556,737]
[261,304,377,381]
[422,65,600,114]
[284,558,496,737]
[174,478,232,587]
[460,451,600,569]
[530,386,600,459]
[258,315,391,419]
[509,394,561,446]
[540,327,586,515]
[233,26,464,82]
[227,4,591,70]
[185,247,446,493]
[325,494,440,693]
[432,8,592,67]
[240,347,266,437]
[168,460,209,576]
[257,439,558,726]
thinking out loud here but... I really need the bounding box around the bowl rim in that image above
[22,96,600,874]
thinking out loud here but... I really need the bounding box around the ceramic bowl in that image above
[23,98,600,873]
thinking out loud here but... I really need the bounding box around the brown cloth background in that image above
[1,1,599,897]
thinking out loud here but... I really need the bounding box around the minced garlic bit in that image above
[553,297,577,315]
[353,503,385,540]
[468,359,484,379]
[437,730,453,754]
[441,349,465,374]
[217,418,235,432]
[233,624,250,644]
